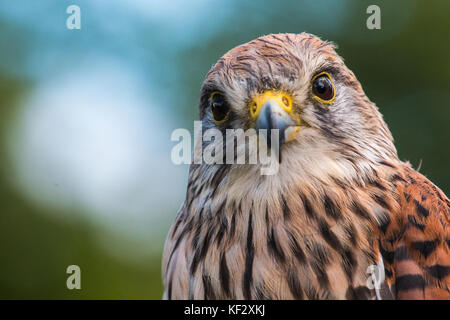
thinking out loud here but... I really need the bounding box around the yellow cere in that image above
[249,90,293,119]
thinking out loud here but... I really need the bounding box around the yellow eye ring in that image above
[311,72,336,104]
[210,91,229,125]
[213,114,229,125]
[210,91,221,103]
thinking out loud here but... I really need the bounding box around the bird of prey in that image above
[162,33,450,300]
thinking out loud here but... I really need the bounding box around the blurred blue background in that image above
[0,0,448,299]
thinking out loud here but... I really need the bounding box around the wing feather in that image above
[379,166,449,299]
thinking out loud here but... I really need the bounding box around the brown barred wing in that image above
[380,166,450,299]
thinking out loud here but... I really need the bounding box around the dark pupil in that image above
[313,76,333,100]
[212,95,227,120]
[315,79,327,93]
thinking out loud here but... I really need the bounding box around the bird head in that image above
[197,33,397,184]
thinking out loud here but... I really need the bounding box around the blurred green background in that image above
[0,0,448,299]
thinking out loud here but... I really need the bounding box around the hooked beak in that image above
[251,91,299,148]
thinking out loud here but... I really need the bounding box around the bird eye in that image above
[210,92,229,123]
[312,72,335,103]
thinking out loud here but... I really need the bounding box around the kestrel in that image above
[163,33,450,300]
